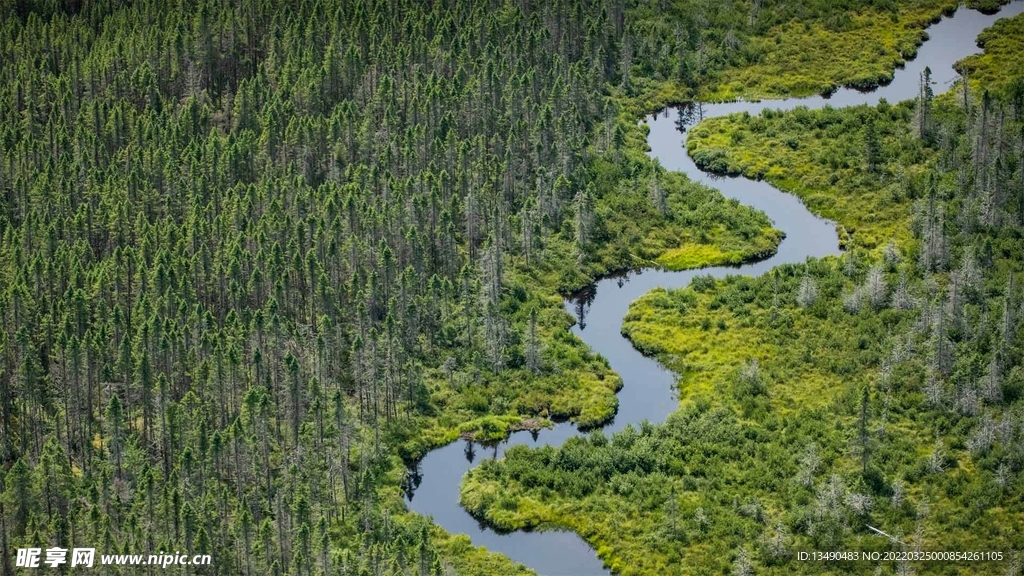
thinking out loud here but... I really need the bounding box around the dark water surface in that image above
[404,4,1024,574]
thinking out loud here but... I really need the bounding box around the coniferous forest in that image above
[2,0,1024,574]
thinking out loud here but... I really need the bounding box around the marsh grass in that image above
[688,102,926,251]
[956,12,1024,94]
[702,1,962,101]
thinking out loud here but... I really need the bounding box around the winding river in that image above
[403,4,1024,574]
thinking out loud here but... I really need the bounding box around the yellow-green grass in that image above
[435,531,536,576]
[654,226,783,270]
[955,12,1024,95]
[460,474,682,575]
[656,243,738,269]
[702,0,960,101]
[622,286,853,414]
[687,103,924,251]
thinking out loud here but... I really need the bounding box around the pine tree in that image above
[3,458,33,539]
[796,274,818,308]
[916,66,934,140]
[525,308,541,375]
[573,186,593,263]
[106,394,125,478]
[649,167,669,216]
[858,387,870,475]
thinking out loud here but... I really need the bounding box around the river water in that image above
[403,4,1024,574]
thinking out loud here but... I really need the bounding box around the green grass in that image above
[701,0,961,101]
[688,101,929,251]
[956,12,1024,95]
[654,235,779,270]
[622,281,857,414]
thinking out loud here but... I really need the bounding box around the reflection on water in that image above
[567,269,628,330]
[403,466,423,501]
[674,101,702,131]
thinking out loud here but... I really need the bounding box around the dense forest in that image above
[463,16,1024,575]
[3,0,1020,574]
